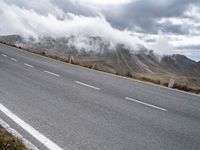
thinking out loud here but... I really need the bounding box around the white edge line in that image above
[0,103,63,150]
[125,97,168,112]
[0,118,39,150]
[44,70,60,77]
[11,58,18,62]
[24,63,34,68]
[75,81,100,90]
[2,54,8,57]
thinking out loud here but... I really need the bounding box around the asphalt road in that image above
[0,43,200,150]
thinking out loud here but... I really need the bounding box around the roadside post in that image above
[168,78,175,88]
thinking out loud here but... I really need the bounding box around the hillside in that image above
[0,35,200,88]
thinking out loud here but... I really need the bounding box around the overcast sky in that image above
[0,0,200,61]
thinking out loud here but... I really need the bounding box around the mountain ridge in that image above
[0,35,199,87]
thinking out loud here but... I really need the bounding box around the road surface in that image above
[0,43,200,150]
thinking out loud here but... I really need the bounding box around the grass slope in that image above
[0,126,26,150]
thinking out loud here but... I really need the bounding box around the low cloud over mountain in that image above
[1,34,200,88]
[0,0,200,60]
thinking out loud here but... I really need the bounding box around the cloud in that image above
[176,45,200,50]
[0,0,143,50]
[0,0,199,60]
[102,0,200,33]
[70,0,132,6]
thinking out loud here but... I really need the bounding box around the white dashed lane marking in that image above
[11,58,18,62]
[75,81,100,90]
[2,54,8,57]
[24,63,34,68]
[44,70,60,77]
[125,97,167,111]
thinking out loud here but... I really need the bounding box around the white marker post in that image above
[69,55,74,64]
[168,78,175,88]
[92,64,96,70]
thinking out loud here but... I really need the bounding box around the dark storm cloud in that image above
[161,23,188,34]
[5,0,200,34]
[103,0,200,34]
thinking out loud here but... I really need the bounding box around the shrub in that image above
[125,72,133,78]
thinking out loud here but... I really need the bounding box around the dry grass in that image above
[1,41,199,94]
[133,75,200,94]
[0,126,26,150]
[134,75,161,85]
[173,83,200,94]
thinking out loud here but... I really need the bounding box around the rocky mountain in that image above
[0,35,24,44]
[0,35,200,87]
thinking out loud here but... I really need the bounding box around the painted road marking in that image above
[125,97,167,111]
[24,63,34,68]
[2,54,8,57]
[44,70,60,77]
[11,58,18,62]
[0,103,63,150]
[75,81,100,90]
